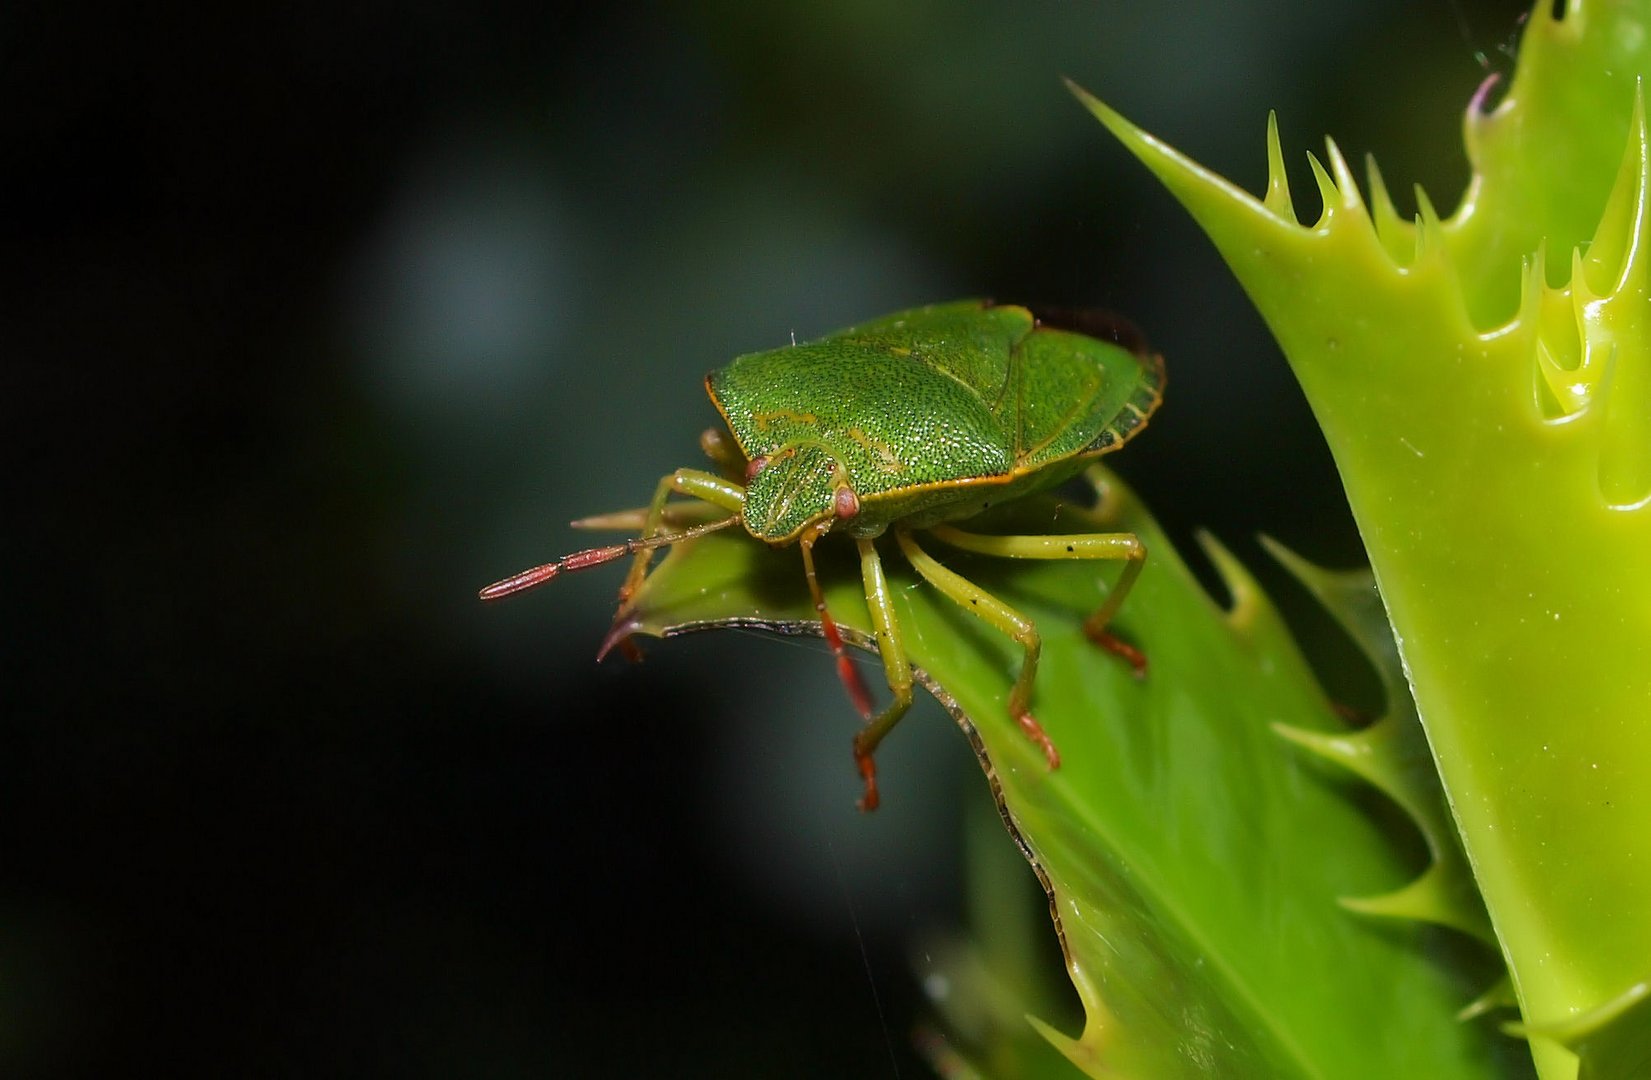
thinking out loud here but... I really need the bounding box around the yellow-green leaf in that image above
[616,472,1514,1078]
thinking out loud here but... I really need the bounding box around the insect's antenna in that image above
[478,515,741,600]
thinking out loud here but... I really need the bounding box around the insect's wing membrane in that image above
[1009,325,1165,467]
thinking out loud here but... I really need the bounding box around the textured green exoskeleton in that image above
[482,300,1165,809]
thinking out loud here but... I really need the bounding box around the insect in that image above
[481,300,1164,810]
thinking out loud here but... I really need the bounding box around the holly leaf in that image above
[612,471,1515,1078]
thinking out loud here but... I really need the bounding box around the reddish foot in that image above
[854,750,881,812]
[1017,712,1062,770]
[1086,628,1148,678]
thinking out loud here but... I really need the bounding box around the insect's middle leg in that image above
[894,529,1059,770]
[849,536,914,812]
[928,524,1148,675]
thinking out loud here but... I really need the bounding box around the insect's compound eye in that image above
[745,456,770,482]
[833,485,860,520]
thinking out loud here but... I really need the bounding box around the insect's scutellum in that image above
[484,300,1162,809]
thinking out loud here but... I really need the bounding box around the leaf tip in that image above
[1323,136,1363,214]
[1263,110,1295,220]
[1194,529,1264,630]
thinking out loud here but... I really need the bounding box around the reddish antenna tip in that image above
[478,563,561,600]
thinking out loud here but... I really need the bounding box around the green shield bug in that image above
[482,299,1164,810]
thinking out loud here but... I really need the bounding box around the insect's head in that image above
[740,443,860,545]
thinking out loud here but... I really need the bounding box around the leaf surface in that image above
[616,473,1514,1078]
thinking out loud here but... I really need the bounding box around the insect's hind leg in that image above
[928,524,1148,675]
[894,529,1059,770]
[848,536,914,812]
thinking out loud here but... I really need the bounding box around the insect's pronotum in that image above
[482,300,1164,809]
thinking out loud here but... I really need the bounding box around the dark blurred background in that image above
[6,1,1529,1075]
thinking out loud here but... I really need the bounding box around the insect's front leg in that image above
[849,536,913,812]
[617,468,745,606]
[895,530,1059,770]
